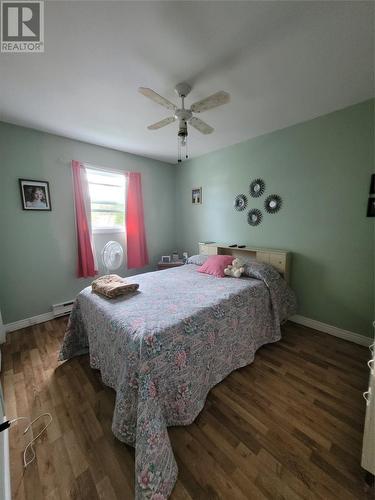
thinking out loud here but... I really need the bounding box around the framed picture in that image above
[161,255,171,263]
[19,179,51,211]
[367,197,375,217]
[192,187,202,204]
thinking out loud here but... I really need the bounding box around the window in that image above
[86,168,126,232]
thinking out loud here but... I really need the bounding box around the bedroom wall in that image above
[0,122,176,324]
[176,99,374,338]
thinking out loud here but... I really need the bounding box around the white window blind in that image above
[86,168,126,232]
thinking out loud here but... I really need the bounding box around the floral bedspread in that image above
[59,263,296,499]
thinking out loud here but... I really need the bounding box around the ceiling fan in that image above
[138,82,230,162]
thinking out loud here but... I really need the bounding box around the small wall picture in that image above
[19,179,51,211]
[192,187,202,204]
[161,255,171,263]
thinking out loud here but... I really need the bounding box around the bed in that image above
[59,257,296,499]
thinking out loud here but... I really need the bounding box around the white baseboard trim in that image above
[4,312,55,334]
[290,315,373,347]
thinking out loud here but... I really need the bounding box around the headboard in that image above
[198,242,291,283]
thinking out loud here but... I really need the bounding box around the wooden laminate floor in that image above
[1,319,373,500]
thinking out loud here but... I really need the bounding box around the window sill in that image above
[92,227,125,234]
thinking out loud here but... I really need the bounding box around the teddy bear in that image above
[224,258,245,278]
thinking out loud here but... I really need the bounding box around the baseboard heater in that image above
[52,300,74,317]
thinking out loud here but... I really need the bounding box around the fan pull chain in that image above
[177,136,181,163]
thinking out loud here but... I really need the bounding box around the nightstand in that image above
[157,261,185,270]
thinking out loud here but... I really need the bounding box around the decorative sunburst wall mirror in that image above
[247,208,262,226]
[233,194,248,211]
[249,179,265,198]
[233,177,283,227]
[264,194,282,214]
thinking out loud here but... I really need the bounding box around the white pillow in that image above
[186,254,209,266]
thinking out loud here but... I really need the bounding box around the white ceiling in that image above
[0,1,373,164]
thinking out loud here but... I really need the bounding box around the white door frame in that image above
[0,310,5,344]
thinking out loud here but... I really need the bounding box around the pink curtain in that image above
[72,160,97,278]
[126,172,149,269]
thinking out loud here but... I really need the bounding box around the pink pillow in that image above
[197,255,234,278]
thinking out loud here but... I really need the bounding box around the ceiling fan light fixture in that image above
[177,124,188,162]
[139,82,230,162]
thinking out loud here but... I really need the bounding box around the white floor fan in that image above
[101,241,124,274]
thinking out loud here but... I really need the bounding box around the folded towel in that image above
[92,274,139,299]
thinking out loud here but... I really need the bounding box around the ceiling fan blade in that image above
[191,91,230,113]
[189,117,214,135]
[147,116,176,130]
[138,87,177,111]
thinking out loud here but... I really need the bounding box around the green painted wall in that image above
[176,100,374,337]
[0,122,176,324]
